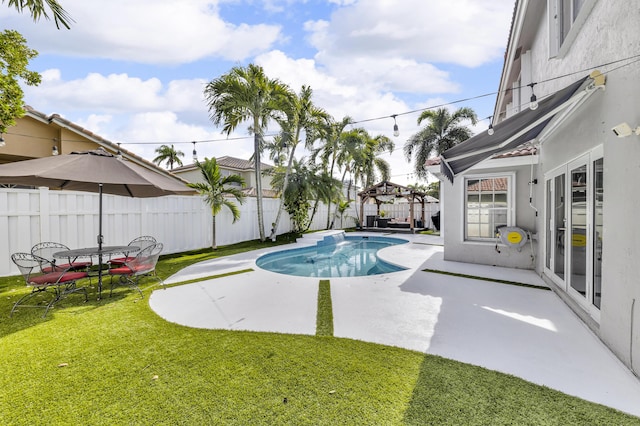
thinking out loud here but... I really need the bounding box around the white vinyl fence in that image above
[0,188,438,277]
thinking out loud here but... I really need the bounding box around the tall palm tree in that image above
[349,129,394,189]
[5,0,73,29]
[404,107,478,180]
[204,64,291,242]
[311,115,353,228]
[153,144,184,170]
[268,85,329,241]
[188,158,246,250]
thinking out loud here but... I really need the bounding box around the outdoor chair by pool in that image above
[11,253,89,318]
[31,242,93,273]
[108,242,164,297]
[107,235,157,267]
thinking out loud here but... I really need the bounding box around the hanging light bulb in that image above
[192,141,197,163]
[488,123,495,136]
[116,143,123,159]
[529,83,539,110]
[0,133,5,148]
[52,145,59,156]
[392,115,400,137]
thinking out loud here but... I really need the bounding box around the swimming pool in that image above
[256,234,409,277]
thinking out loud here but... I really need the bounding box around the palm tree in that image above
[311,115,353,228]
[204,64,291,242]
[404,107,478,180]
[349,129,394,189]
[4,0,73,29]
[188,158,246,250]
[153,144,184,170]
[268,85,329,241]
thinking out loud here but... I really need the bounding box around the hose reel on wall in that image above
[495,226,529,252]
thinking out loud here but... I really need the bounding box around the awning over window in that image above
[440,75,597,182]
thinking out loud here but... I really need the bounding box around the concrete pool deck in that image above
[149,231,640,417]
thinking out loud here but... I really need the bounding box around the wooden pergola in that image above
[357,181,428,232]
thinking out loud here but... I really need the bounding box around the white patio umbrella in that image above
[0,148,195,294]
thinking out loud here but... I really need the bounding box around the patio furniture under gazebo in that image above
[357,181,431,233]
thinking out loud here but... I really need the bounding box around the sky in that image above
[2,0,515,186]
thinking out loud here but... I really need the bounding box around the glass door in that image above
[569,162,588,298]
[544,150,602,317]
[592,158,603,309]
[545,172,566,287]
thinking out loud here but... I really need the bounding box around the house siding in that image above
[439,0,640,371]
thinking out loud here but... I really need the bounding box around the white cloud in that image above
[3,0,282,64]
[306,0,513,68]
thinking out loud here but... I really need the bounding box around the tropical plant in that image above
[404,107,478,180]
[426,181,440,199]
[268,85,329,241]
[347,128,394,189]
[187,158,246,249]
[310,115,353,228]
[0,30,41,134]
[4,0,73,29]
[305,169,343,231]
[335,200,352,228]
[152,144,184,170]
[204,64,291,242]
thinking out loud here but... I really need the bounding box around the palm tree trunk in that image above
[330,168,350,229]
[269,145,297,241]
[212,214,217,250]
[254,131,266,242]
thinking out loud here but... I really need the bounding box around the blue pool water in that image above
[256,234,408,277]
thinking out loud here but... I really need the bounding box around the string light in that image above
[487,115,495,135]
[392,114,399,137]
[192,141,197,162]
[0,133,5,147]
[528,83,538,110]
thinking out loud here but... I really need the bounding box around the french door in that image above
[544,148,603,317]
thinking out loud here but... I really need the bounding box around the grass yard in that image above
[1,235,638,425]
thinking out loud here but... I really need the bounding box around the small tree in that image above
[188,158,246,249]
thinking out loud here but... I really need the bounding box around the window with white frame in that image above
[549,0,596,57]
[465,175,512,240]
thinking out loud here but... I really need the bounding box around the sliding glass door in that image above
[544,149,602,317]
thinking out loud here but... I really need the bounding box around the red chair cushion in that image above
[108,263,154,275]
[108,257,135,265]
[42,262,92,273]
[30,271,89,286]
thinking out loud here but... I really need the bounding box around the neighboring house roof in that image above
[466,177,508,192]
[172,156,273,173]
[10,106,190,184]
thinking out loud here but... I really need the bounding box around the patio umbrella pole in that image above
[98,183,104,299]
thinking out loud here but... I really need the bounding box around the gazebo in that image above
[357,181,430,232]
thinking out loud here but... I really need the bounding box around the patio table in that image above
[53,245,140,299]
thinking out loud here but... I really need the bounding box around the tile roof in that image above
[23,106,190,184]
[424,145,537,167]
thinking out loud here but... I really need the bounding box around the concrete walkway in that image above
[149,232,640,417]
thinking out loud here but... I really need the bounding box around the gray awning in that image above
[440,75,592,182]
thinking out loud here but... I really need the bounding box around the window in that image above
[549,0,596,57]
[465,175,512,240]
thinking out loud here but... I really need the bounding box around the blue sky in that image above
[2,0,515,185]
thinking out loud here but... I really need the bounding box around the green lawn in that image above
[1,236,638,425]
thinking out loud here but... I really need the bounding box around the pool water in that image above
[256,234,408,277]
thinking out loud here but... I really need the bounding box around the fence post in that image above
[39,187,49,242]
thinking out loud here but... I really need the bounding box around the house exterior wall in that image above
[440,0,640,371]
[442,161,539,269]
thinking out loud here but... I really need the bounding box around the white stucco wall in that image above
[532,0,640,370]
[441,0,640,369]
[442,162,540,269]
